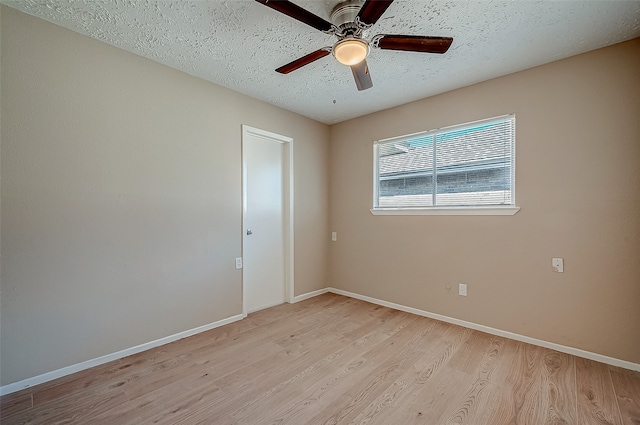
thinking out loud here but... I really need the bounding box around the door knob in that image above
[246,229,253,235]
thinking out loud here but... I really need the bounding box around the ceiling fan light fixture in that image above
[333,39,369,66]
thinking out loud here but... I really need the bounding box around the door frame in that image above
[241,125,294,317]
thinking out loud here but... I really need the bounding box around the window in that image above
[372,115,518,215]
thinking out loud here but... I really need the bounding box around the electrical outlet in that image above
[331,232,337,241]
[235,257,243,270]
[459,283,467,296]
[552,258,563,273]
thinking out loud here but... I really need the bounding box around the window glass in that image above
[374,115,516,211]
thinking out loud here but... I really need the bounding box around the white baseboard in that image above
[326,288,640,372]
[4,287,638,396]
[291,288,330,303]
[0,313,245,396]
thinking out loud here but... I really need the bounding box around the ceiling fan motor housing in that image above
[331,1,366,36]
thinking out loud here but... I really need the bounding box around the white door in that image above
[242,126,293,314]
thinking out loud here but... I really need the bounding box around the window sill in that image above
[370,206,520,216]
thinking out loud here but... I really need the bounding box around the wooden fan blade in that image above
[357,0,394,25]
[376,35,453,53]
[276,49,331,74]
[351,59,373,91]
[255,0,333,32]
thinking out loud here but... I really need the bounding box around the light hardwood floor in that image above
[1,293,639,424]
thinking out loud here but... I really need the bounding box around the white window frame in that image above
[371,115,520,216]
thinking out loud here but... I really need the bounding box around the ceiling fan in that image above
[255,0,453,91]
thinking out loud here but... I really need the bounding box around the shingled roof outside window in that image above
[373,115,515,210]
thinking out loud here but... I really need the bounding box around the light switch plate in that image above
[331,232,337,241]
[552,258,563,273]
[459,283,467,296]
[235,257,243,270]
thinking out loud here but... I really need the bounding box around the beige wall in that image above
[329,39,640,364]
[0,7,329,385]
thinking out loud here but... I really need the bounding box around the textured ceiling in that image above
[3,0,640,124]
